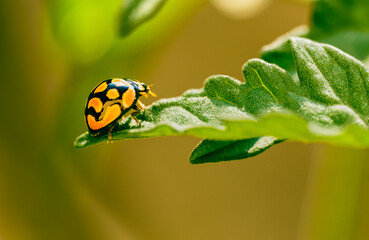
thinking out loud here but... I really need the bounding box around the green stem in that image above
[298,145,369,240]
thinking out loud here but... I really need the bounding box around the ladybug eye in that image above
[134,81,146,92]
[141,83,148,91]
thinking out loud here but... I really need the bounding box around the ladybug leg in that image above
[108,123,117,142]
[107,116,124,142]
[136,100,146,110]
[108,126,113,142]
[131,101,146,126]
[131,112,141,126]
[130,108,141,126]
[108,130,112,142]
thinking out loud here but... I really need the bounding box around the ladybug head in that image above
[138,82,157,98]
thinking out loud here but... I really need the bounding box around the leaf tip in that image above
[242,58,267,71]
[74,132,90,148]
[118,0,168,38]
[119,25,133,37]
[189,154,200,164]
[288,36,316,49]
[189,151,213,165]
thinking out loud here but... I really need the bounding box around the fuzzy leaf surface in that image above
[75,38,369,150]
[262,0,369,72]
[248,0,369,164]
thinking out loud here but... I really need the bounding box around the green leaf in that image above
[310,0,369,37]
[190,137,284,164]
[257,3,369,164]
[119,0,167,37]
[262,0,369,71]
[317,31,369,64]
[75,37,369,151]
[261,30,369,73]
[261,26,309,75]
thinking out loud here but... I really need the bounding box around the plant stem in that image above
[297,145,369,240]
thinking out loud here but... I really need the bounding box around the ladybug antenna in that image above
[148,91,157,97]
[145,83,157,97]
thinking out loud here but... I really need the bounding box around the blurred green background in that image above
[1,0,368,239]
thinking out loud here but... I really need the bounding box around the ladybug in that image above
[84,78,156,140]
